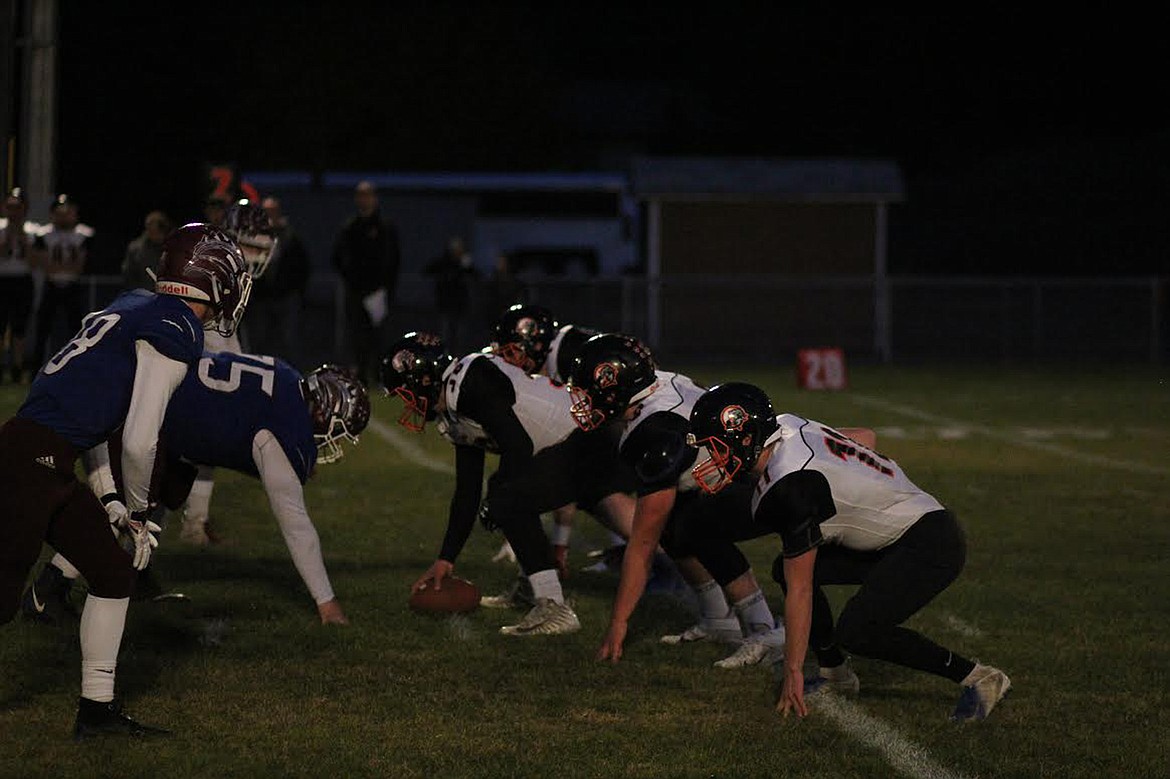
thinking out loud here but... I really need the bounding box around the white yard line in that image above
[852,394,1170,477]
[366,418,455,475]
[816,694,974,779]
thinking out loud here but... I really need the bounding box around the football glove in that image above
[99,493,129,539]
[122,510,162,571]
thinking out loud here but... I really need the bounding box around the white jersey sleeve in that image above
[253,429,335,604]
[753,414,944,551]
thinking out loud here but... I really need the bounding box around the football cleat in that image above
[499,599,581,636]
[73,698,171,741]
[714,625,785,669]
[479,576,535,610]
[951,663,1011,722]
[180,519,221,546]
[20,564,77,625]
[660,615,743,646]
[804,659,861,696]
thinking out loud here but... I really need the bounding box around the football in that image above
[408,576,481,614]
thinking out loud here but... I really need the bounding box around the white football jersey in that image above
[440,352,577,454]
[0,219,38,276]
[38,224,93,282]
[752,413,944,551]
[620,370,707,492]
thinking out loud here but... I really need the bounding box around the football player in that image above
[26,359,368,626]
[488,304,631,574]
[566,333,786,668]
[383,332,631,636]
[0,223,250,739]
[688,382,1011,721]
[177,198,280,544]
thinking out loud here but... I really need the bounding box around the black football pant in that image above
[0,418,135,624]
[33,281,85,368]
[484,430,635,576]
[771,509,974,682]
[661,482,768,585]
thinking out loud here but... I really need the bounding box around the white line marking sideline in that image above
[816,694,974,779]
[851,394,1170,477]
[366,418,455,475]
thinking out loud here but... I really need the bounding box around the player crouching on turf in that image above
[567,333,786,669]
[0,223,250,739]
[383,331,620,637]
[687,383,1011,721]
[488,304,636,577]
[23,359,369,626]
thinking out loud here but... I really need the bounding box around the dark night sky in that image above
[49,4,1169,276]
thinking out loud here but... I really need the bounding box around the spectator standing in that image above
[423,236,480,355]
[32,194,92,369]
[248,197,311,364]
[331,181,400,384]
[121,211,174,291]
[0,188,37,383]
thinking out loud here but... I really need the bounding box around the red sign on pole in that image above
[797,348,848,390]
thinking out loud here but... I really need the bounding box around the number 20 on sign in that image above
[797,348,848,391]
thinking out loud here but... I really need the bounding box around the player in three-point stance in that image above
[24,356,369,626]
[566,333,787,669]
[687,382,1011,721]
[0,223,251,739]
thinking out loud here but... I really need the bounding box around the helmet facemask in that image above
[392,382,436,432]
[305,368,370,464]
[494,341,539,374]
[212,267,252,337]
[687,434,743,494]
[237,231,278,278]
[568,385,607,431]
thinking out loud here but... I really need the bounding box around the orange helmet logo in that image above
[720,404,748,432]
[594,362,618,389]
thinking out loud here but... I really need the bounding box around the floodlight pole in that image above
[20,0,56,220]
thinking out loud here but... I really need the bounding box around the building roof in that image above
[629,156,905,201]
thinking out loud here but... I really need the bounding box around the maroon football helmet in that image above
[154,223,252,337]
[303,365,371,464]
[223,198,279,277]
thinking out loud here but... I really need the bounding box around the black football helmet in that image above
[686,382,779,494]
[491,304,558,374]
[153,223,252,337]
[380,332,454,432]
[565,333,658,431]
[223,198,279,278]
[303,365,371,464]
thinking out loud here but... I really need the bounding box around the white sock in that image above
[51,553,81,580]
[183,469,216,525]
[79,595,129,703]
[527,569,564,604]
[550,523,572,546]
[694,579,733,620]
[607,531,625,546]
[733,590,777,635]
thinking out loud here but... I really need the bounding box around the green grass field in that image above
[2,364,1168,778]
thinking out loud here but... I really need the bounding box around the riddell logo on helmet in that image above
[156,281,207,300]
[720,405,748,432]
[594,363,618,389]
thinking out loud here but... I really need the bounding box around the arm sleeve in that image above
[253,430,335,604]
[439,444,486,562]
[121,340,188,512]
[81,441,118,499]
[755,469,837,558]
[620,413,695,496]
[457,360,530,483]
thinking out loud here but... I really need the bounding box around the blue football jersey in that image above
[161,352,317,483]
[18,290,204,449]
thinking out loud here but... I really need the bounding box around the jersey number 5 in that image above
[197,354,276,396]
